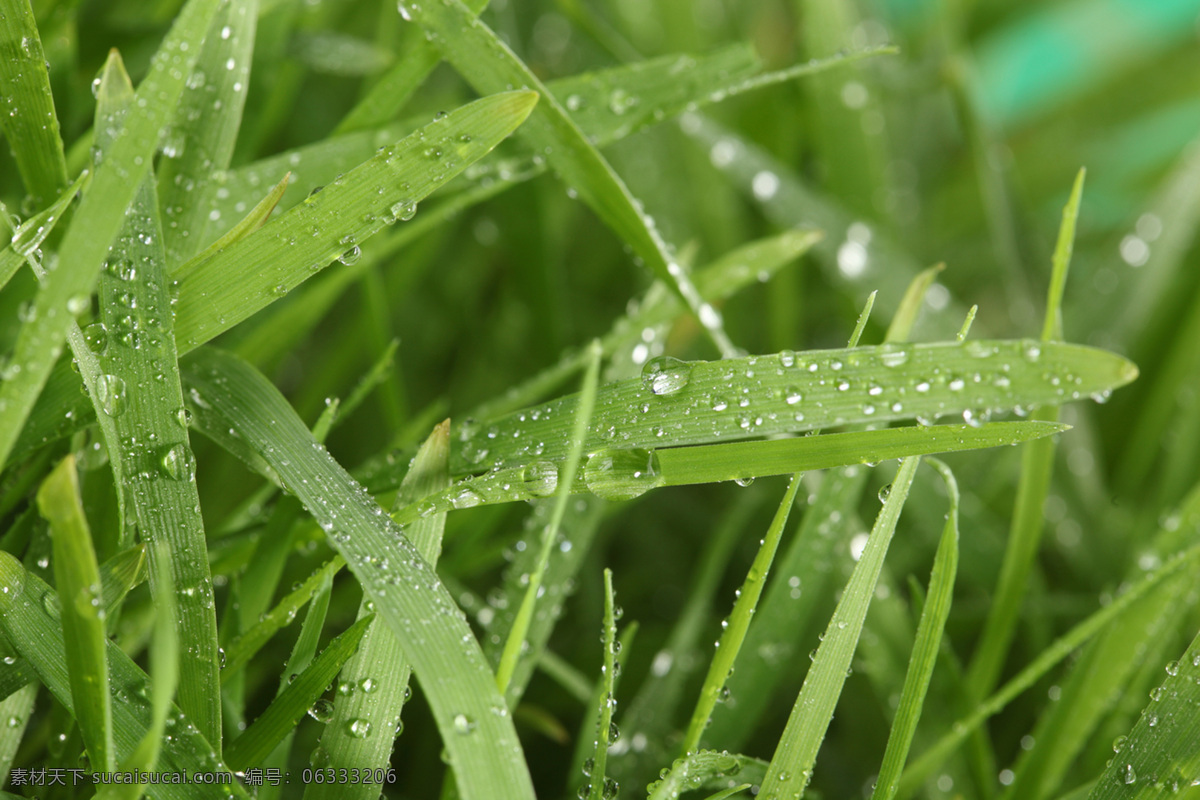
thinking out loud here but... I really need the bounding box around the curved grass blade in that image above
[0,551,248,799]
[404,0,737,356]
[223,615,373,771]
[0,0,223,473]
[871,459,960,800]
[36,455,114,772]
[965,169,1086,707]
[0,683,36,784]
[159,0,258,264]
[170,91,537,352]
[180,347,536,800]
[1087,630,1200,799]
[453,340,1136,475]
[0,0,69,207]
[306,422,451,800]
[582,568,618,800]
[646,751,767,800]
[0,169,89,292]
[681,475,802,754]
[895,541,1200,799]
[761,457,920,797]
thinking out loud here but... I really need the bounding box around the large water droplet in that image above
[337,245,362,266]
[308,699,335,723]
[390,199,417,222]
[522,461,559,497]
[82,323,108,355]
[96,374,127,417]
[583,448,662,501]
[641,356,691,396]
[452,713,475,735]
[346,718,372,738]
[159,444,195,482]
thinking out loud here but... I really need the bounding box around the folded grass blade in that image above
[0,169,88,292]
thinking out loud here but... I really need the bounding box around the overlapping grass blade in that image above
[36,455,113,772]
[646,751,767,800]
[159,0,258,264]
[0,169,88,292]
[0,0,223,472]
[180,347,536,800]
[82,51,221,746]
[896,541,1200,798]
[307,422,451,800]
[761,456,920,797]
[871,459,960,800]
[170,91,537,352]
[0,0,69,207]
[223,615,373,771]
[454,340,1136,474]
[0,551,248,799]
[965,169,1085,706]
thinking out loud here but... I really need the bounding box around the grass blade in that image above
[0,169,88,292]
[761,456,920,797]
[453,340,1136,474]
[180,347,536,800]
[583,568,618,800]
[35,455,114,772]
[0,551,248,798]
[0,0,68,207]
[647,751,765,800]
[171,91,537,352]
[871,459,960,800]
[0,0,223,473]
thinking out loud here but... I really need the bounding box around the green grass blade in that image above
[965,169,1086,706]
[647,751,764,800]
[159,0,258,264]
[1087,630,1200,799]
[180,347,536,800]
[0,0,223,473]
[682,475,802,754]
[171,91,537,352]
[896,542,1200,799]
[761,456,920,797]
[0,551,248,798]
[224,614,373,771]
[177,170,290,280]
[35,455,114,772]
[0,169,88,292]
[0,684,36,784]
[306,421,451,800]
[496,340,600,696]
[583,568,618,800]
[871,459,960,800]
[405,0,738,356]
[0,0,68,207]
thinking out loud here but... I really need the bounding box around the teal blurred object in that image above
[972,0,1200,128]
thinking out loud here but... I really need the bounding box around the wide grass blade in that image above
[180,347,536,800]
[761,456,921,797]
[0,551,248,799]
[306,422,452,800]
[0,0,69,207]
[36,455,114,772]
[0,0,223,473]
[453,340,1136,474]
[871,459,960,800]
[171,91,537,352]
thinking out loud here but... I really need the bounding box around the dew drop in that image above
[159,444,195,482]
[346,718,372,738]
[522,461,559,497]
[308,699,335,723]
[641,356,691,396]
[96,374,127,417]
[583,448,662,500]
[452,713,475,735]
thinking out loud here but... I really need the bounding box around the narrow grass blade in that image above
[306,422,451,800]
[220,556,345,681]
[160,0,258,264]
[1087,630,1200,799]
[0,684,36,784]
[896,542,1200,799]
[761,457,919,797]
[965,169,1086,706]
[224,615,373,771]
[496,340,601,696]
[0,551,248,798]
[171,91,537,352]
[453,340,1136,474]
[82,51,222,746]
[179,170,290,275]
[682,475,802,754]
[0,169,89,292]
[35,455,114,772]
[0,0,69,207]
[405,0,737,356]
[0,0,223,473]
[646,751,768,800]
[871,459,960,800]
[582,569,618,800]
[180,348,536,800]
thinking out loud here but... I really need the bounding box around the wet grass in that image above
[1,1,1200,799]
